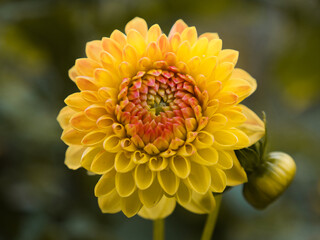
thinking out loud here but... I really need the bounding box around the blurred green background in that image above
[0,0,319,239]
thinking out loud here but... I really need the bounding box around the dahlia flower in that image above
[58,17,265,219]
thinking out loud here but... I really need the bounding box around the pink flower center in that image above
[116,67,204,153]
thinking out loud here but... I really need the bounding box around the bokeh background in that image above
[1,0,319,239]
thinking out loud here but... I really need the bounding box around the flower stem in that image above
[153,218,165,240]
[201,194,222,240]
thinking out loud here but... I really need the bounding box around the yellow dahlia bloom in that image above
[57,17,265,219]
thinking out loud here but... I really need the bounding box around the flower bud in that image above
[243,151,296,209]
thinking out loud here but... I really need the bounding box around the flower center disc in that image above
[116,66,203,155]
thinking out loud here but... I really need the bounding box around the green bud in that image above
[243,151,296,209]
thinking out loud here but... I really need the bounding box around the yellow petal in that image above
[191,37,208,57]
[169,155,191,179]
[186,162,211,194]
[81,147,102,170]
[95,171,116,197]
[103,135,122,153]
[191,148,218,166]
[75,58,101,77]
[176,181,191,205]
[91,150,116,174]
[125,17,148,38]
[168,19,188,39]
[138,196,176,220]
[147,24,162,43]
[94,68,119,88]
[198,56,217,77]
[149,156,168,171]
[96,115,115,129]
[81,131,106,146]
[228,128,250,149]
[218,49,239,65]
[84,104,107,121]
[215,62,234,81]
[208,167,227,193]
[193,131,215,149]
[177,40,191,63]
[213,130,238,149]
[81,90,100,103]
[114,151,135,173]
[224,151,247,186]
[181,191,216,214]
[223,78,254,102]
[138,178,163,208]
[131,150,149,164]
[86,40,102,62]
[181,27,197,46]
[177,143,196,156]
[64,146,86,170]
[110,29,127,48]
[135,163,155,190]
[98,189,121,214]
[57,106,76,129]
[146,42,162,62]
[237,104,265,145]
[170,32,181,52]
[70,112,96,132]
[231,68,257,94]
[123,44,138,66]
[217,150,233,169]
[158,34,170,55]
[222,108,247,125]
[199,32,219,41]
[61,127,85,145]
[157,168,180,196]
[64,92,90,111]
[203,99,219,119]
[127,29,146,56]
[115,171,136,197]
[68,65,79,82]
[204,113,227,132]
[121,191,142,218]
[102,37,122,61]
[207,39,222,57]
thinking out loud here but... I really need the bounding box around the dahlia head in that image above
[57,17,265,219]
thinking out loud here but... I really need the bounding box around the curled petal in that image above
[237,105,265,145]
[103,135,122,152]
[57,106,76,129]
[157,168,180,196]
[91,151,116,174]
[115,171,136,197]
[95,171,116,197]
[138,196,176,220]
[81,131,106,146]
[149,156,168,171]
[224,151,248,186]
[65,146,86,170]
[186,162,211,194]
[208,167,227,193]
[191,148,218,166]
[181,191,216,214]
[114,151,135,173]
[98,189,121,214]
[213,130,238,149]
[61,127,85,145]
[193,131,215,149]
[64,93,90,111]
[70,112,96,132]
[217,150,233,169]
[81,147,102,170]
[121,191,142,218]
[169,155,191,179]
[176,181,192,205]
[135,163,155,190]
[138,178,163,208]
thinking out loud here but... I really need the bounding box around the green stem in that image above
[201,194,222,240]
[153,218,165,240]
